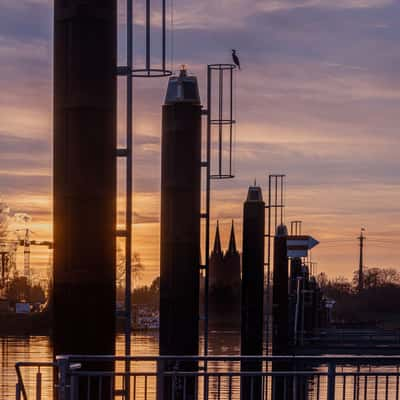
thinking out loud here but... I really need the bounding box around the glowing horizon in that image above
[1,0,400,286]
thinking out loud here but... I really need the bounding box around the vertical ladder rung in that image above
[116,148,128,157]
[116,66,130,76]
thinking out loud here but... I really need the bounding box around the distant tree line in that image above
[117,276,160,307]
[317,267,400,321]
[5,276,46,306]
[115,252,160,306]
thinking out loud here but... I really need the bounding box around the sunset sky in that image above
[1,0,400,285]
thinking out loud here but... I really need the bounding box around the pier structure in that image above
[286,231,321,346]
[290,260,323,343]
[53,2,117,398]
[271,224,289,399]
[53,0,116,359]
[272,224,289,355]
[265,174,286,355]
[159,68,202,399]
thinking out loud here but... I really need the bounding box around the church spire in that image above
[213,220,222,255]
[227,220,237,254]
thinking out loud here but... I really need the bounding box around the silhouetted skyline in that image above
[1,0,400,284]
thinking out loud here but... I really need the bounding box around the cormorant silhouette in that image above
[232,49,240,70]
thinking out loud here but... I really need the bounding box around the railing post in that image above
[16,382,21,400]
[327,362,336,400]
[156,358,165,400]
[204,372,209,400]
[293,375,297,400]
[57,357,69,400]
[70,375,78,400]
[36,370,42,400]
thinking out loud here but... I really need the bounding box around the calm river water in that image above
[3,331,400,400]
[0,329,242,399]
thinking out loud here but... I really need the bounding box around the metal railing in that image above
[15,361,55,400]
[15,355,400,400]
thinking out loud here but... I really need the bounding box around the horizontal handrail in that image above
[66,370,400,378]
[56,354,400,363]
[16,361,56,368]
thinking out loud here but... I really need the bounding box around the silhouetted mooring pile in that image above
[53,2,117,398]
[159,70,202,400]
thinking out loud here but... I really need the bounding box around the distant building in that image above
[209,221,241,320]
[209,221,224,289]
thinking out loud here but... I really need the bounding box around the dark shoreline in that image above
[0,311,50,335]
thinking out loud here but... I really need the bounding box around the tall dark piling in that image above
[272,224,289,399]
[53,0,116,358]
[241,185,265,400]
[272,224,289,354]
[159,69,202,400]
[53,1,116,398]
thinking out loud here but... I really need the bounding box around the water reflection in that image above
[0,330,241,399]
[3,332,400,400]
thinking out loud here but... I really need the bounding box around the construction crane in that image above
[14,213,52,283]
[16,231,53,283]
[0,208,52,290]
[16,228,32,281]
[14,213,32,280]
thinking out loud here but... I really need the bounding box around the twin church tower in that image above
[209,221,241,320]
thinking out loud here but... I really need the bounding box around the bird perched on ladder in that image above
[232,49,241,70]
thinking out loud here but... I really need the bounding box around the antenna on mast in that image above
[358,227,366,292]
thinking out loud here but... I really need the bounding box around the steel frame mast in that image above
[116,1,171,397]
[118,3,238,382]
[265,174,285,354]
[202,64,236,358]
